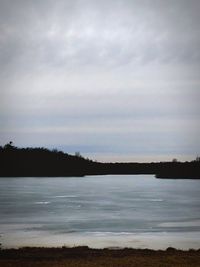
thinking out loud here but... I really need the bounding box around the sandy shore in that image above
[0,246,200,267]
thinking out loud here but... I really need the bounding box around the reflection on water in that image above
[0,175,200,249]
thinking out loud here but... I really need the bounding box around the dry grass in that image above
[0,247,200,267]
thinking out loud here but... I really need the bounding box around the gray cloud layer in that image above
[0,0,199,161]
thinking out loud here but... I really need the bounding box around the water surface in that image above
[0,175,200,249]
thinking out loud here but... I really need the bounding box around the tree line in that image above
[0,142,199,178]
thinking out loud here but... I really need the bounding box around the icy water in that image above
[0,175,200,249]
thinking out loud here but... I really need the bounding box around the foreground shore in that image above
[0,247,200,267]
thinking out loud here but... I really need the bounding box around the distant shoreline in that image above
[0,246,200,267]
[1,173,200,179]
[1,143,200,179]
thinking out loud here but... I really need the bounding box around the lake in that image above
[0,175,200,249]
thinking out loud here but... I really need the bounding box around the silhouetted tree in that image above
[75,151,82,158]
[4,141,14,150]
[195,156,200,162]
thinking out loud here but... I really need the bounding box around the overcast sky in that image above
[0,0,199,162]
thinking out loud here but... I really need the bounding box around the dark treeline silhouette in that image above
[0,142,200,178]
[0,142,98,177]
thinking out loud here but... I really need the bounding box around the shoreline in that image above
[1,144,200,179]
[0,246,200,267]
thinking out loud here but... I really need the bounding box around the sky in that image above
[0,0,199,162]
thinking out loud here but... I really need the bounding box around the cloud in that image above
[1,0,200,70]
[0,0,199,161]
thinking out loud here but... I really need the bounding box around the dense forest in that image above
[0,142,200,178]
[0,142,97,177]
